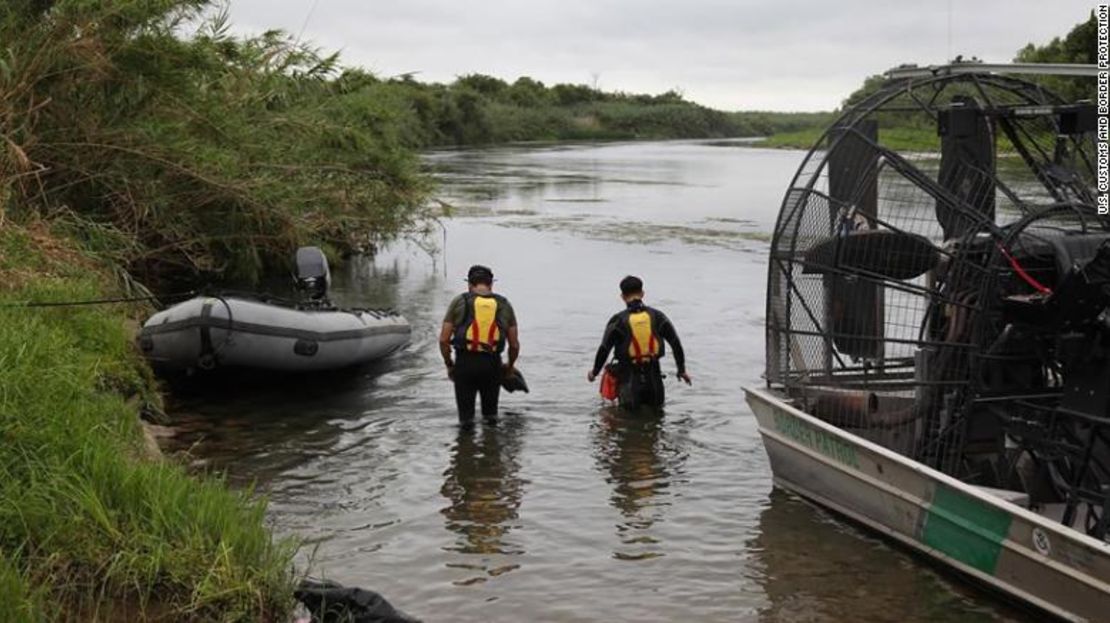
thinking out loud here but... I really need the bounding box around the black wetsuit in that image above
[591,300,686,410]
[452,351,502,421]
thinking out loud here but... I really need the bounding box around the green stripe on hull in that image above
[922,484,1013,575]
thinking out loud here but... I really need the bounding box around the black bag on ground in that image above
[295,578,421,623]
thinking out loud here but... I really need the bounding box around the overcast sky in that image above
[225,0,1095,111]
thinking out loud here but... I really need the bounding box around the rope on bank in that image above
[0,291,196,309]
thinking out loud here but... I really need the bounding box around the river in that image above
[164,140,1023,622]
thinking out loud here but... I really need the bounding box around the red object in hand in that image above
[599,366,619,401]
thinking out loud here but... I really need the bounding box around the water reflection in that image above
[426,142,697,212]
[440,418,527,559]
[748,490,1026,622]
[593,407,687,561]
[160,364,398,486]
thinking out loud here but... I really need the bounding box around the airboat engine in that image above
[294,246,331,302]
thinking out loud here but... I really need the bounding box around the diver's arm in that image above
[590,343,611,380]
[589,317,619,380]
[659,314,691,384]
[440,294,465,377]
[506,325,520,370]
[438,321,455,378]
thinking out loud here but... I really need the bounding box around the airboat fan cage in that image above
[764,67,1110,538]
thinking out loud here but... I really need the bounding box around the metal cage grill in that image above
[765,70,1110,538]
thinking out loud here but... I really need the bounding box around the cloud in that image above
[226,0,1095,111]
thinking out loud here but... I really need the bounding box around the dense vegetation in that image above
[0,0,415,618]
[1,0,434,286]
[0,222,296,621]
[351,72,830,146]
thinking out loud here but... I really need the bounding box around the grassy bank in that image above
[752,127,825,150]
[751,123,1032,155]
[0,223,296,621]
[753,125,941,151]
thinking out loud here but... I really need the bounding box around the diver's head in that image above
[619,275,644,303]
[466,264,494,291]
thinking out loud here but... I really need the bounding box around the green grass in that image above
[0,549,43,623]
[752,124,1024,155]
[751,127,826,149]
[753,126,943,151]
[0,224,297,621]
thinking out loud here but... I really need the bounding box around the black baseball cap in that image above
[620,275,643,295]
[467,264,495,285]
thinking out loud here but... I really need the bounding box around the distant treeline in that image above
[346,71,833,146]
[385,11,1096,152]
[761,12,1098,149]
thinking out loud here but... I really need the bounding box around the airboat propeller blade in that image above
[802,229,939,281]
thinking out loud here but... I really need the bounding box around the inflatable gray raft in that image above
[138,247,411,373]
[139,296,411,373]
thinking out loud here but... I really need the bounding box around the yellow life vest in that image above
[627,310,660,363]
[457,294,503,353]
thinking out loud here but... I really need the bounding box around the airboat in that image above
[744,62,1110,620]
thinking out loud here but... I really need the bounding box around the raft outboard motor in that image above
[294,246,331,303]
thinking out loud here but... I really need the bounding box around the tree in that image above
[507,76,548,107]
[1014,11,1096,102]
[455,73,508,97]
[841,74,887,110]
[551,83,597,106]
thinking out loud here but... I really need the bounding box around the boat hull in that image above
[744,386,1110,622]
[139,296,411,373]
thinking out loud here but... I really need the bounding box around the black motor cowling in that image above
[295,246,330,301]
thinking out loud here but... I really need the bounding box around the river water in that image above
[165,141,1022,621]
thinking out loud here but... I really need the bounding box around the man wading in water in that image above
[439,265,520,425]
[587,275,690,409]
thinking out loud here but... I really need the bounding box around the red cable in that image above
[997,243,1052,295]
